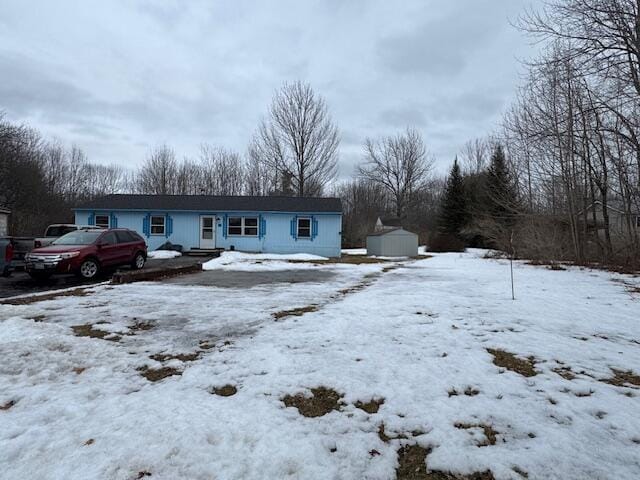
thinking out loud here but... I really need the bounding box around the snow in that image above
[1,252,639,479]
[147,250,182,259]
[202,251,328,272]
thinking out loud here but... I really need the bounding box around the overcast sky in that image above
[0,0,538,178]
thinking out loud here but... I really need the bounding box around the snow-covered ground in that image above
[202,251,329,272]
[147,250,182,259]
[1,251,639,479]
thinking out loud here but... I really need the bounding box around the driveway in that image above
[0,255,209,299]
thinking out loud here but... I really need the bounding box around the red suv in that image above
[25,228,147,280]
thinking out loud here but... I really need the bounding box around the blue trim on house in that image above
[73,207,341,215]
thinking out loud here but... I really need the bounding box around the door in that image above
[97,231,122,266]
[200,216,216,249]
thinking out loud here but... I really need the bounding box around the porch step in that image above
[186,248,223,257]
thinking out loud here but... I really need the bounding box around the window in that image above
[116,230,135,243]
[45,225,78,237]
[100,232,118,245]
[297,217,311,238]
[227,217,259,237]
[151,216,165,235]
[95,215,110,229]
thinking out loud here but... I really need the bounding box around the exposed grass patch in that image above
[150,352,200,362]
[454,423,499,447]
[129,321,154,333]
[354,397,384,414]
[73,367,86,375]
[31,315,47,322]
[448,387,480,397]
[272,305,319,320]
[211,384,237,397]
[396,444,495,480]
[1,400,16,410]
[552,366,576,380]
[137,366,181,382]
[601,369,640,388]
[282,387,343,417]
[289,254,390,265]
[135,472,152,479]
[1,287,93,305]
[71,324,121,342]
[487,349,537,377]
[84,438,94,446]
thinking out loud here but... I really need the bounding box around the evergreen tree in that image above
[439,158,467,238]
[486,145,519,224]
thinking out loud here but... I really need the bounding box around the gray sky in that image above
[0,0,537,178]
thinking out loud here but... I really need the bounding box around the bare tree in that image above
[136,145,178,195]
[198,144,245,195]
[358,128,433,218]
[252,81,339,197]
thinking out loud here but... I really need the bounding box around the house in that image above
[367,227,418,257]
[580,200,639,237]
[374,216,402,232]
[74,194,342,257]
[0,206,9,237]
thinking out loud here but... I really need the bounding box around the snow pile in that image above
[202,251,328,271]
[1,252,639,479]
[147,250,182,260]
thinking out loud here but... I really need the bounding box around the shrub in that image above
[427,233,466,252]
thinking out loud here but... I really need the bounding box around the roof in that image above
[74,194,343,214]
[377,216,403,226]
[367,227,417,237]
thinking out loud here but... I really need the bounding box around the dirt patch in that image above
[396,444,495,480]
[84,438,94,446]
[273,305,319,320]
[1,287,93,305]
[150,352,200,362]
[31,315,47,322]
[487,349,537,377]
[211,384,237,397]
[354,397,384,414]
[1,400,16,410]
[72,324,121,342]
[73,367,86,375]
[135,472,152,479]
[282,387,343,417]
[448,387,480,397]
[601,369,640,388]
[137,366,181,382]
[455,423,499,447]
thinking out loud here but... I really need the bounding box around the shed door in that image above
[199,216,216,249]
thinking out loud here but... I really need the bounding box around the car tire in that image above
[29,271,52,281]
[1,266,11,278]
[78,258,100,280]
[132,252,146,270]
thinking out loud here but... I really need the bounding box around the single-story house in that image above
[367,227,418,257]
[0,206,10,237]
[74,194,342,257]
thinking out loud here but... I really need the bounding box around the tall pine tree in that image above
[439,157,467,238]
[486,145,519,224]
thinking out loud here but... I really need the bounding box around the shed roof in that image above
[367,227,417,237]
[75,194,342,213]
[378,216,403,226]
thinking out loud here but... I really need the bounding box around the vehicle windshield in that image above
[52,231,102,245]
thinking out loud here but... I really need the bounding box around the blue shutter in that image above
[258,215,266,239]
[110,213,118,228]
[223,214,228,239]
[290,216,298,240]
[142,213,151,238]
[88,212,95,226]
[165,214,173,238]
[311,216,318,241]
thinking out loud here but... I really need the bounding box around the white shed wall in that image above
[366,229,418,257]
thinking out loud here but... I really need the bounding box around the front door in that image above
[199,216,216,249]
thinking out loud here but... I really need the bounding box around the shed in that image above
[0,206,10,237]
[366,228,418,257]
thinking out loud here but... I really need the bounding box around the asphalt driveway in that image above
[0,255,209,299]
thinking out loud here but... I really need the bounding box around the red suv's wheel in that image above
[132,252,146,270]
[78,258,100,279]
